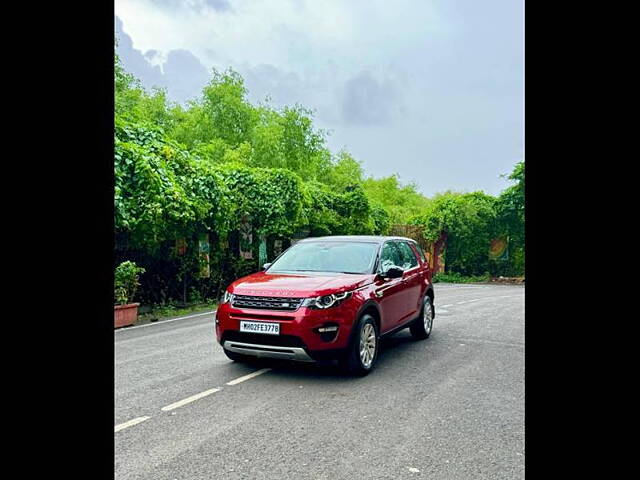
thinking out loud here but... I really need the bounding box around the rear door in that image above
[396,241,423,325]
[374,241,406,333]
[410,242,431,281]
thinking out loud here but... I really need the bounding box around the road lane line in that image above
[115,310,216,332]
[161,388,221,411]
[455,338,524,348]
[441,304,453,308]
[226,368,271,386]
[115,416,151,433]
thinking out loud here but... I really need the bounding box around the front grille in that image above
[222,331,306,348]
[232,294,303,311]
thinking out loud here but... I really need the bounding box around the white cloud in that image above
[115,0,446,74]
[115,0,523,196]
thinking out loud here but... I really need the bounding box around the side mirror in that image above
[263,263,272,270]
[381,266,404,279]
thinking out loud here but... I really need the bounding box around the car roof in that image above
[297,235,418,245]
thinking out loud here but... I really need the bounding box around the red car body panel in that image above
[215,236,434,360]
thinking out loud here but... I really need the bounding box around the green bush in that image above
[412,191,497,276]
[433,272,490,284]
[115,261,146,305]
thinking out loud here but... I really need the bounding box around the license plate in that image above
[239,320,280,335]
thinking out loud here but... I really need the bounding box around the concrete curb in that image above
[115,309,217,332]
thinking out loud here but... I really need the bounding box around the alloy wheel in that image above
[423,299,433,335]
[359,323,376,368]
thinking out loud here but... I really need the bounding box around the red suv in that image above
[215,236,435,375]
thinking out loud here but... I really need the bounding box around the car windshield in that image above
[268,241,378,274]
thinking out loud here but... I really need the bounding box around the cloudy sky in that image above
[115,0,523,197]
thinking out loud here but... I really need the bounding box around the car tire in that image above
[410,295,434,340]
[341,314,379,376]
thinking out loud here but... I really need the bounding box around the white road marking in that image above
[115,310,216,332]
[437,309,449,314]
[456,338,524,348]
[438,294,520,310]
[161,387,221,411]
[226,368,271,386]
[114,416,151,433]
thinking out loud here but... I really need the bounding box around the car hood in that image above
[229,271,374,298]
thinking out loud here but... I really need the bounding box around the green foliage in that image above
[412,191,498,276]
[370,203,391,235]
[301,182,377,236]
[260,105,330,179]
[115,119,231,249]
[215,163,304,235]
[319,151,364,190]
[115,52,144,119]
[362,175,432,225]
[411,161,525,277]
[433,272,490,284]
[494,161,525,275]
[115,261,146,304]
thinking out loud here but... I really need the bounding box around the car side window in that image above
[398,242,419,270]
[379,242,403,272]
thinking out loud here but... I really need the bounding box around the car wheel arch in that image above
[347,300,381,346]
[426,286,434,304]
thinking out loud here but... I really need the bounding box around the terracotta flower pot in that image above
[114,303,140,329]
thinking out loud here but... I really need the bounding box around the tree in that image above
[363,174,432,225]
[169,68,258,149]
[412,191,497,276]
[323,150,365,191]
[495,160,525,275]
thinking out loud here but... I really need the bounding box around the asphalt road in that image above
[115,283,524,480]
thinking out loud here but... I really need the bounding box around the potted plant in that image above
[114,260,145,328]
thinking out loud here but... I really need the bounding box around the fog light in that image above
[315,323,339,342]
[317,326,338,333]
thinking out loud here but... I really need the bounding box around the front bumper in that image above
[222,340,315,362]
[215,296,361,361]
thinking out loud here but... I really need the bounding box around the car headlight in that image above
[302,291,352,309]
[221,290,234,304]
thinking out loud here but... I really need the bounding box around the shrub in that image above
[115,261,146,305]
[433,272,490,284]
[412,191,498,276]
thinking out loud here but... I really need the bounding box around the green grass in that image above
[432,272,491,284]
